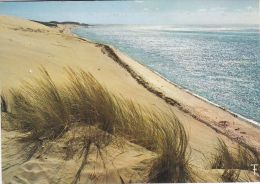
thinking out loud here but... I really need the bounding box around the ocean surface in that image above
[73,25,260,123]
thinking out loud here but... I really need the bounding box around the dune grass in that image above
[148,114,192,182]
[1,94,8,112]
[210,138,259,182]
[4,67,193,183]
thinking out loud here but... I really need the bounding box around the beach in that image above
[1,16,260,183]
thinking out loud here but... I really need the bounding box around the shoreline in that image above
[114,46,260,128]
[64,25,260,152]
[71,27,260,128]
[150,68,260,127]
[2,16,260,184]
[1,16,259,154]
[71,27,260,127]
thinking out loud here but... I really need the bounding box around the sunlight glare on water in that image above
[74,25,260,123]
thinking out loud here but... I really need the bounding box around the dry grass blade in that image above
[210,138,259,182]
[221,169,240,182]
[6,67,71,159]
[1,94,8,112]
[71,140,92,184]
[65,67,118,134]
[148,113,193,183]
[5,67,192,183]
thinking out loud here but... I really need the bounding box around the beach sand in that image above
[1,16,259,183]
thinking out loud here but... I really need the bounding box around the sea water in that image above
[73,25,260,123]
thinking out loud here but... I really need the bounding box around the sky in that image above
[0,0,259,25]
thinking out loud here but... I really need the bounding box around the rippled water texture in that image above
[74,25,260,123]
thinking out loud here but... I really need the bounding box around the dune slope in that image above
[1,16,259,183]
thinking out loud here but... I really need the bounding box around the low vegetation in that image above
[3,67,193,183]
[210,138,260,182]
[148,115,193,182]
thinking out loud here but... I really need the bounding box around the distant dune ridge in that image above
[31,20,89,27]
[1,15,260,183]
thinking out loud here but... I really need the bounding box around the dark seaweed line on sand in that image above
[92,43,259,154]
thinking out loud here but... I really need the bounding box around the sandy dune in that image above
[2,124,156,183]
[1,16,259,183]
